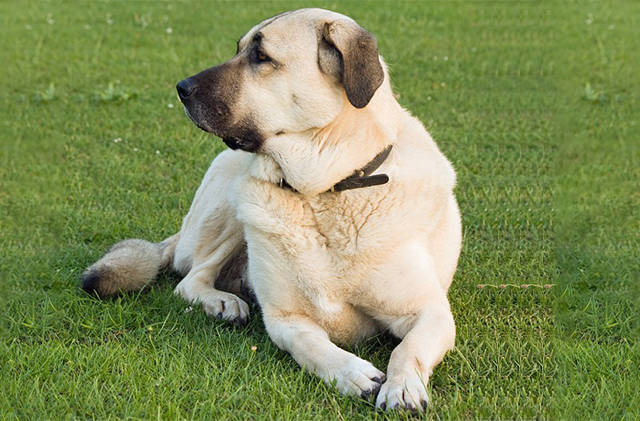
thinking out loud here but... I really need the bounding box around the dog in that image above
[81,8,461,411]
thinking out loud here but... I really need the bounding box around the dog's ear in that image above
[319,20,384,109]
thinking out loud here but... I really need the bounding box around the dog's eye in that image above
[253,49,271,64]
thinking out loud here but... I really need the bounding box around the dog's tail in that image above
[81,234,179,297]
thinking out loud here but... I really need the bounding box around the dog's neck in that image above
[256,81,404,196]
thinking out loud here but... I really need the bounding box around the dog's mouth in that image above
[221,135,261,152]
[183,105,214,134]
[182,104,263,153]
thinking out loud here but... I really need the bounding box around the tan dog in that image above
[82,8,461,411]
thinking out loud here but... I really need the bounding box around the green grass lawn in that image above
[1,1,637,419]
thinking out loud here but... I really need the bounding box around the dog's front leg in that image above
[264,312,385,399]
[375,292,455,411]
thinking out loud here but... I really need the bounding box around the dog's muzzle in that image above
[176,77,213,132]
[176,64,265,153]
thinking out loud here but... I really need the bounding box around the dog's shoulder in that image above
[392,114,457,192]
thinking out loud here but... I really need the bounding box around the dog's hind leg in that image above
[173,222,250,325]
[170,150,253,325]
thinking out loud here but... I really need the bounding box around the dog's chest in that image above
[240,182,392,341]
[307,191,389,255]
[240,179,390,256]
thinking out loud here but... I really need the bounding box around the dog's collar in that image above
[278,144,393,193]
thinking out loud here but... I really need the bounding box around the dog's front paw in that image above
[327,356,386,399]
[375,372,429,412]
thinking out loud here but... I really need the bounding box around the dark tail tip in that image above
[81,268,103,297]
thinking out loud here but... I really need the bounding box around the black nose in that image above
[176,78,196,101]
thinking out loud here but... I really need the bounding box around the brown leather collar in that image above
[278,144,393,193]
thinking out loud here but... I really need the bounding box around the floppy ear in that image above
[320,20,384,109]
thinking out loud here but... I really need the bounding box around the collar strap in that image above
[279,144,393,193]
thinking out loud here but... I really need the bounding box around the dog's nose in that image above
[176,78,197,101]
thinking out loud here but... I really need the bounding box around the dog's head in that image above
[177,9,384,152]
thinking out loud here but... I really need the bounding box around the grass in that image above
[0,1,637,419]
[553,3,639,417]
